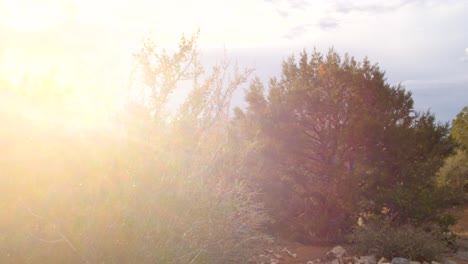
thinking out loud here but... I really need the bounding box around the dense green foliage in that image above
[437,106,468,202]
[451,106,468,150]
[233,49,453,242]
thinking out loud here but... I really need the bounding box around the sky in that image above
[0,0,467,122]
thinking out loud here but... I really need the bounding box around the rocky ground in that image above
[249,204,468,264]
[446,204,468,264]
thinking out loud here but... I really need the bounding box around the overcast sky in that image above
[0,0,467,122]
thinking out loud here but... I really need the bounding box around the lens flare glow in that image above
[0,0,69,31]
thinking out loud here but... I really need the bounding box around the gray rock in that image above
[378,258,388,264]
[281,247,297,258]
[257,254,270,263]
[458,239,468,251]
[328,246,347,258]
[391,258,410,264]
[454,251,468,261]
[342,257,356,264]
[359,256,377,264]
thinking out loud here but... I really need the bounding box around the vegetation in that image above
[0,32,466,262]
[353,223,446,261]
[451,107,468,150]
[437,150,468,201]
[436,106,468,203]
[0,33,267,263]
[233,49,453,242]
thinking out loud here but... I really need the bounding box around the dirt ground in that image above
[446,203,468,264]
[447,204,468,236]
[253,240,332,264]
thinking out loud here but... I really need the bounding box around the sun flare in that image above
[0,48,115,136]
[0,49,69,95]
[0,0,69,31]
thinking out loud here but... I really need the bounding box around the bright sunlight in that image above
[1,1,467,263]
[0,49,68,94]
[0,0,69,31]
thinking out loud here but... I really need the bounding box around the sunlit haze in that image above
[0,0,466,122]
[2,1,468,263]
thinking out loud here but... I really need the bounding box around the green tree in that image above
[437,150,468,196]
[233,49,452,242]
[437,106,468,200]
[451,106,468,150]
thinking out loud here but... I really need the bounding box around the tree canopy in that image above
[451,106,468,150]
[233,49,453,242]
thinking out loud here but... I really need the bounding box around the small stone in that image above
[431,261,440,264]
[410,261,421,264]
[258,254,270,263]
[281,247,297,258]
[359,256,377,264]
[343,257,356,264]
[391,258,410,264]
[327,246,347,258]
[274,253,282,259]
[307,261,314,264]
[378,258,388,264]
[332,259,340,264]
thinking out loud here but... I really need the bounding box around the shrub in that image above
[437,149,468,203]
[0,33,269,263]
[353,223,446,261]
[435,214,457,232]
